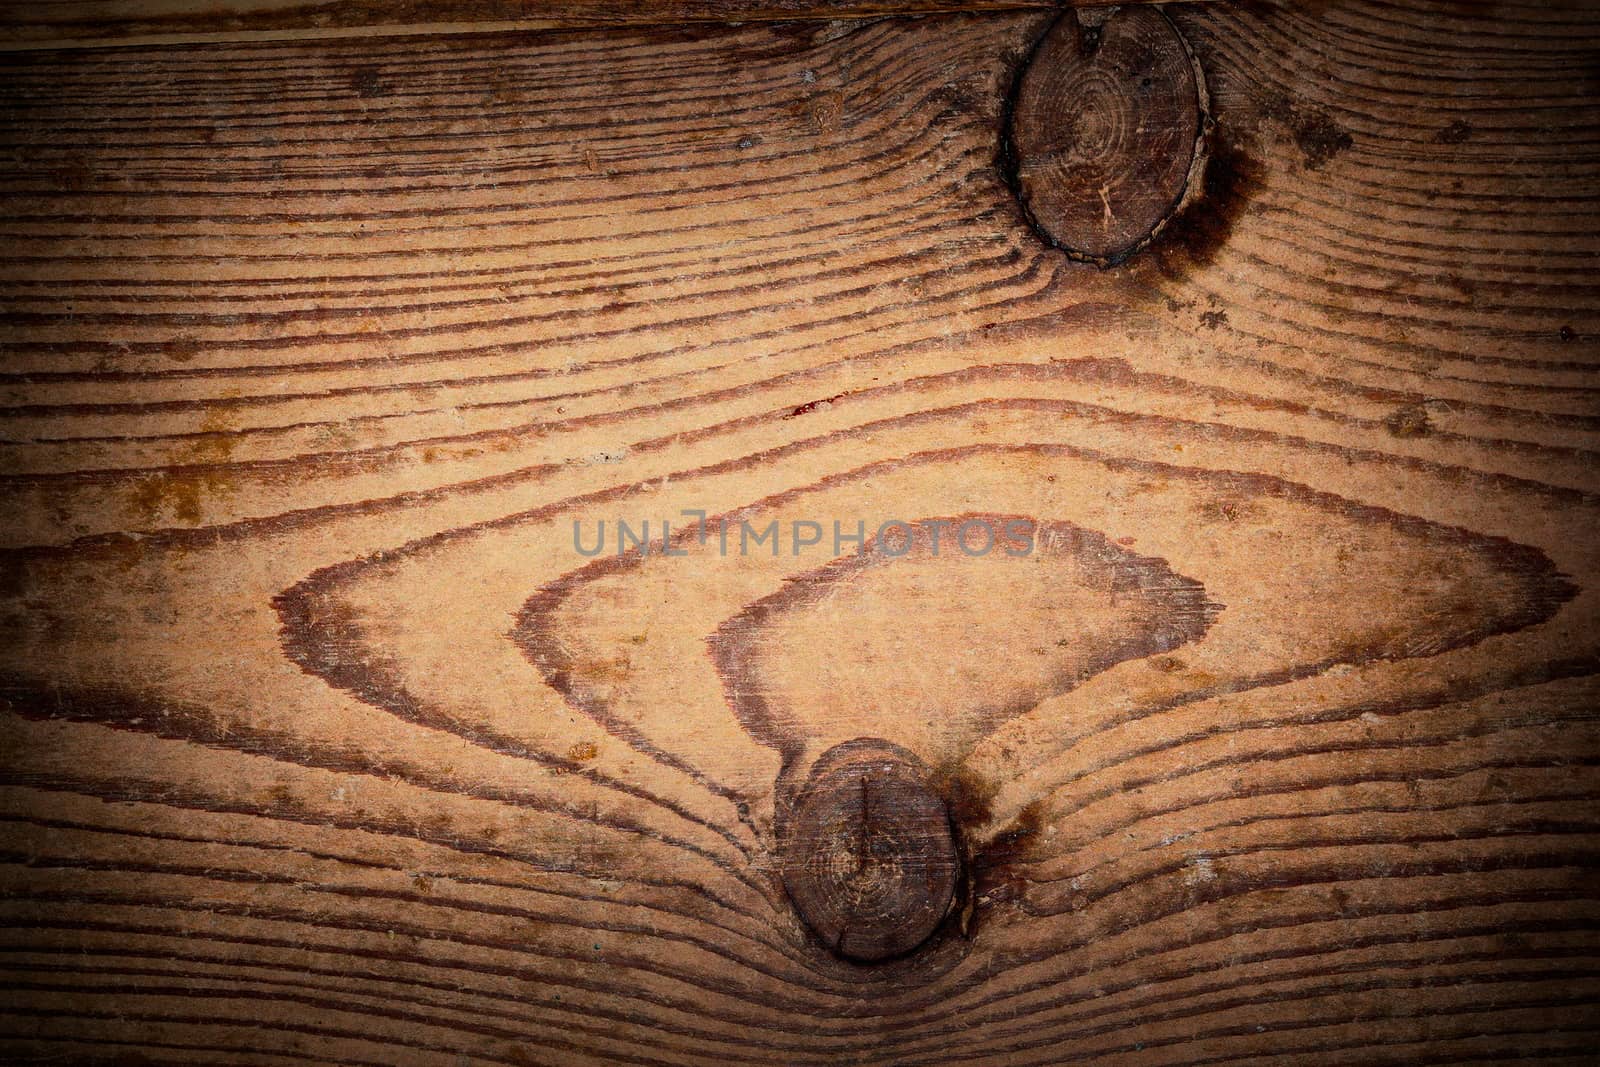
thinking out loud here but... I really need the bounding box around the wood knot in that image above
[1007,7,1210,265]
[780,739,959,962]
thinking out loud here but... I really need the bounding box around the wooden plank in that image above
[0,0,1597,1062]
[0,0,1213,53]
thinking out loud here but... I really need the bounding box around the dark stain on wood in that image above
[1258,93,1355,171]
[1148,131,1257,275]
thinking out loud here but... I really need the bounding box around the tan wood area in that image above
[0,1,1597,1063]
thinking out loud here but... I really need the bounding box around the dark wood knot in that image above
[1007,7,1210,265]
[780,739,959,962]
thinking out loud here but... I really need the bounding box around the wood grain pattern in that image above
[0,0,1212,52]
[1,0,1598,1062]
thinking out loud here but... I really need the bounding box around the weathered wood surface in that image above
[0,0,1213,52]
[1,0,1598,1062]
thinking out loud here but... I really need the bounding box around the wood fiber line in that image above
[0,0,1597,1063]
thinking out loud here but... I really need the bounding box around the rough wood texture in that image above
[779,739,959,962]
[1008,7,1208,265]
[1,0,1598,1063]
[0,0,1211,52]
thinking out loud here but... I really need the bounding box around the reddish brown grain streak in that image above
[6,348,1597,489]
[2,889,863,1033]
[5,917,861,1047]
[4,876,1595,1044]
[7,358,1595,562]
